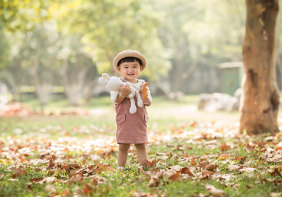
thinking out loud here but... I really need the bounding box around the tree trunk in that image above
[276,46,282,89]
[240,0,280,134]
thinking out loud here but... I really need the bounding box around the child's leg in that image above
[118,143,130,167]
[134,144,147,166]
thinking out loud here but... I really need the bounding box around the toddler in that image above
[111,49,152,168]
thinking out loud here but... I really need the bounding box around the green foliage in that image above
[183,0,245,59]
[0,22,9,69]
[0,0,61,32]
[0,0,282,95]
[57,0,169,79]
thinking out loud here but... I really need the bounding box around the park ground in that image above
[0,95,282,197]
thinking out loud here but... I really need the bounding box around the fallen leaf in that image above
[20,157,27,163]
[198,160,209,169]
[30,177,44,182]
[201,170,213,180]
[271,193,282,197]
[144,159,157,168]
[148,171,163,187]
[211,172,232,182]
[37,177,57,184]
[206,164,218,172]
[169,165,182,172]
[259,174,267,183]
[239,167,256,173]
[180,167,195,177]
[228,164,240,171]
[269,168,282,177]
[68,173,84,183]
[83,183,93,195]
[220,143,231,152]
[11,167,27,178]
[61,189,72,197]
[217,155,229,160]
[246,142,256,149]
[132,191,149,197]
[236,156,246,164]
[169,171,180,181]
[27,183,33,190]
[45,184,56,194]
[190,121,197,127]
[206,184,226,197]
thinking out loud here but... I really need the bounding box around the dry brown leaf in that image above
[201,170,213,180]
[148,171,163,187]
[189,121,197,127]
[96,163,112,173]
[45,184,56,194]
[228,164,240,171]
[206,164,218,172]
[68,173,84,184]
[271,193,282,197]
[259,174,267,183]
[144,159,158,168]
[206,184,226,197]
[61,189,73,197]
[198,160,210,169]
[220,143,231,152]
[37,177,57,185]
[246,142,256,149]
[132,191,149,197]
[169,165,182,172]
[47,159,56,169]
[239,167,256,173]
[269,168,282,177]
[180,167,195,177]
[30,177,44,182]
[267,153,282,163]
[235,156,246,164]
[11,167,27,178]
[131,191,163,197]
[82,183,93,195]
[217,155,229,160]
[211,172,232,182]
[169,171,181,181]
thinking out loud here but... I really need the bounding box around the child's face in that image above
[118,61,142,83]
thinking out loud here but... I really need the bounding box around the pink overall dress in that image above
[115,91,149,144]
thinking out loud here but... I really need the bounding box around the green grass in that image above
[1,136,281,196]
[0,95,281,196]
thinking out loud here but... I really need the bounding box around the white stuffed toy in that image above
[98,73,143,114]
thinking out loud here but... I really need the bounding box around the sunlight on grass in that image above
[0,95,282,196]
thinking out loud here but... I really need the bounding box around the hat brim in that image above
[113,50,146,72]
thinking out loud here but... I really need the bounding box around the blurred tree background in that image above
[0,0,281,106]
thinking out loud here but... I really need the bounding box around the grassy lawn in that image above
[0,95,281,197]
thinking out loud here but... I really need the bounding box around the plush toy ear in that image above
[102,73,110,80]
[98,73,110,85]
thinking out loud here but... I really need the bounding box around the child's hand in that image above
[120,84,132,97]
[142,97,151,106]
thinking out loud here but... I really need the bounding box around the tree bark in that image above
[240,0,280,134]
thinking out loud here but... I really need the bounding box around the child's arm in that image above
[115,84,132,104]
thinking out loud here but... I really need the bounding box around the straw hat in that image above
[113,49,146,72]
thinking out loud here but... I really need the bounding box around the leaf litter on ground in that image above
[0,116,282,196]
